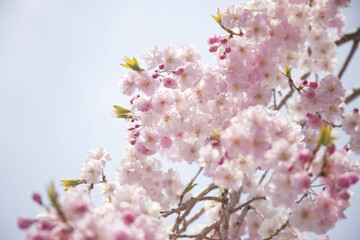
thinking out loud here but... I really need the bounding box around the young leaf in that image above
[120,57,143,72]
[113,105,132,120]
[60,179,86,191]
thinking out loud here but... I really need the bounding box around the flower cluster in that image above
[19,0,359,239]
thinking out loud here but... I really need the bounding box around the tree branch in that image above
[335,28,360,46]
[275,72,310,111]
[263,219,289,240]
[345,85,360,104]
[230,196,266,214]
[231,205,250,240]
[338,40,359,79]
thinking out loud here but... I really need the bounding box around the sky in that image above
[0,0,359,239]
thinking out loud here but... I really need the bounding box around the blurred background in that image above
[0,0,359,239]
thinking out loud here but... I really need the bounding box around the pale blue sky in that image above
[0,0,359,239]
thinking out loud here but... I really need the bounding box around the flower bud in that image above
[336,174,351,189]
[309,81,318,89]
[207,35,220,44]
[220,38,228,44]
[225,47,231,53]
[327,144,336,155]
[158,64,165,70]
[209,45,218,53]
[339,190,351,200]
[152,73,159,79]
[32,192,42,205]
[219,53,226,60]
[302,79,308,85]
[348,172,359,184]
[17,215,33,229]
[174,67,185,76]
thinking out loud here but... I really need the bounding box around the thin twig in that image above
[170,233,219,240]
[230,196,266,214]
[263,219,289,240]
[164,196,224,218]
[258,170,269,185]
[275,72,310,111]
[338,40,359,79]
[231,205,250,240]
[179,208,206,233]
[345,85,360,104]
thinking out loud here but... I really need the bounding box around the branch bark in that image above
[345,85,360,104]
[335,28,360,46]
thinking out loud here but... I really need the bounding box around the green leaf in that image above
[47,182,60,210]
[212,8,222,27]
[60,179,86,191]
[317,122,335,148]
[113,105,132,120]
[182,183,198,196]
[120,57,143,72]
[283,66,292,79]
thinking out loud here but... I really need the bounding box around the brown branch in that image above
[335,28,360,46]
[275,72,310,111]
[231,205,250,240]
[345,85,360,104]
[179,208,206,233]
[338,40,359,79]
[195,218,222,240]
[263,219,289,240]
[163,196,224,218]
[230,196,267,214]
[170,233,219,240]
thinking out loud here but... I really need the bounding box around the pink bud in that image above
[158,64,165,70]
[225,47,231,53]
[354,108,359,113]
[305,88,316,100]
[130,139,136,145]
[163,77,177,89]
[135,124,140,128]
[218,156,224,165]
[207,35,220,44]
[17,215,33,229]
[209,45,218,53]
[339,190,351,200]
[348,172,359,184]
[309,81,318,89]
[302,79,308,85]
[160,136,172,149]
[152,73,159,79]
[32,192,42,205]
[298,149,312,163]
[122,209,136,225]
[219,53,226,60]
[210,139,220,147]
[336,175,351,189]
[327,144,336,155]
[133,131,140,137]
[344,145,350,152]
[220,38,228,44]
[174,67,185,76]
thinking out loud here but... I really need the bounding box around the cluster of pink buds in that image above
[207,34,231,59]
[301,79,318,100]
